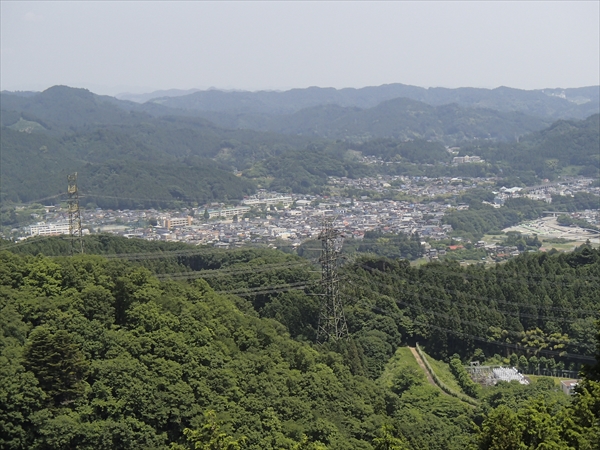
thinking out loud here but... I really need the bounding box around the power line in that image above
[348,268,597,324]
[354,263,599,316]
[215,281,311,297]
[155,261,313,280]
[352,285,595,361]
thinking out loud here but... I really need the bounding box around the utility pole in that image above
[67,172,84,255]
[316,218,348,343]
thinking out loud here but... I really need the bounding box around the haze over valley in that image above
[1,2,599,450]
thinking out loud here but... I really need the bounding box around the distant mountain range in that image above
[129,83,599,120]
[1,84,598,206]
[2,84,577,142]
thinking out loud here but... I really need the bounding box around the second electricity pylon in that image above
[67,172,84,255]
[316,218,349,343]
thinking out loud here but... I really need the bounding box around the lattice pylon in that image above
[67,172,84,255]
[316,218,348,343]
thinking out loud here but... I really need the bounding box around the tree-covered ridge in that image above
[2,86,599,207]
[268,98,551,143]
[461,113,600,179]
[1,239,599,449]
[342,246,599,364]
[0,251,391,449]
[187,98,551,144]
[0,125,258,206]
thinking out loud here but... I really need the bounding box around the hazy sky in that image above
[1,1,599,96]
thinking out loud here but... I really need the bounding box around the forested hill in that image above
[1,86,599,206]
[1,238,599,449]
[460,113,600,179]
[0,127,257,206]
[143,83,599,120]
[192,98,550,143]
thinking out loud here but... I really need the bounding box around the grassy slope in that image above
[421,350,466,395]
[379,347,427,388]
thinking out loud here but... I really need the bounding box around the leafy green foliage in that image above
[0,235,599,449]
[0,251,390,449]
[448,355,480,399]
[342,246,600,362]
[23,327,89,406]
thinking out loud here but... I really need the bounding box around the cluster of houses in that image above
[18,176,598,257]
[493,177,599,206]
[328,174,497,199]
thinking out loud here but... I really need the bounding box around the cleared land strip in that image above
[409,346,446,394]
[412,345,479,406]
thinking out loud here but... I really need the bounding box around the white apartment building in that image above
[29,222,71,236]
[242,196,293,208]
[207,206,251,219]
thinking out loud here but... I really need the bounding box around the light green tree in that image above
[372,425,409,450]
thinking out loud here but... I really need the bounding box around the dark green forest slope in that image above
[201,98,551,143]
[1,238,599,449]
[0,127,256,206]
[461,113,600,179]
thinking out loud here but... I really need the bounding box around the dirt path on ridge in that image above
[409,346,449,396]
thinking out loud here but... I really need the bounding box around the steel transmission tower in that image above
[67,172,84,255]
[316,218,349,343]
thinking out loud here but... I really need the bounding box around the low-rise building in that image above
[29,222,71,236]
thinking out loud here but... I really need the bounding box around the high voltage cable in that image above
[156,261,314,280]
[352,285,595,360]
[219,285,309,297]
[80,193,199,204]
[354,263,599,316]
[414,264,600,284]
[347,269,597,324]
[103,247,234,260]
[215,281,311,297]
[354,264,599,318]
[90,245,287,260]
[10,193,66,205]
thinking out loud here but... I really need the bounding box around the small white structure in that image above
[560,380,578,396]
[492,367,529,385]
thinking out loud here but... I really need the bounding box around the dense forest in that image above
[1,236,599,449]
